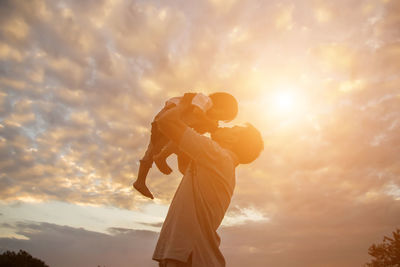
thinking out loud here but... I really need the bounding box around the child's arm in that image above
[190,106,218,132]
[156,97,190,145]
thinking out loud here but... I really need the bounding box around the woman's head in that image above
[207,92,238,122]
[212,123,264,164]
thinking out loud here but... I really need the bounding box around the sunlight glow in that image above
[256,84,307,126]
[274,91,295,112]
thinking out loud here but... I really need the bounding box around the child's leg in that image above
[153,141,178,175]
[133,160,154,199]
[133,121,168,199]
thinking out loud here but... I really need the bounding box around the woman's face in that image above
[207,107,228,121]
[211,126,241,146]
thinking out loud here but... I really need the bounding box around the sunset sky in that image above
[0,0,399,266]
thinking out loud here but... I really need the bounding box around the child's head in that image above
[207,92,238,122]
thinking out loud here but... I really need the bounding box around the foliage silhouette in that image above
[0,250,48,267]
[365,228,400,267]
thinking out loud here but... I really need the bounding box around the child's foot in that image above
[153,154,172,175]
[133,181,154,199]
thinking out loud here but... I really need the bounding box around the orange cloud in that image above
[0,0,399,265]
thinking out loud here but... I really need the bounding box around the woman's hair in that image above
[209,92,238,122]
[232,123,264,164]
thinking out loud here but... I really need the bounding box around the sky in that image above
[0,0,399,266]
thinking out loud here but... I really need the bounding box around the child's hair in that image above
[208,92,238,122]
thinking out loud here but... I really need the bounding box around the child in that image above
[133,92,238,199]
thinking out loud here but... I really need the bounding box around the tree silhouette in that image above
[0,250,48,267]
[365,228,400,267]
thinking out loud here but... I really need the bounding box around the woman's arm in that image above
[177,151,190,175]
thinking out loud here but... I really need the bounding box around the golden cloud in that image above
[1,16,29,40]
[0,4,398,261]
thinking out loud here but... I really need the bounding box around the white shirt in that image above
[153,128,237,267]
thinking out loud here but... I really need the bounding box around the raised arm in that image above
[157,94,230,170]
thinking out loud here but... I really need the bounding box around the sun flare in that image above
[274,91,295,112]
[255,85,309,125]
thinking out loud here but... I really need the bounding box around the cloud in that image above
[0,0,398,204]
[220,221,379,267]
[1,219,396,267]
[137,222,164,228]
[0,222,158,267]
[0,0,399,265]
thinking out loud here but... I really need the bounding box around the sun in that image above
[268,87,300,115]
[256,84,306,123]
[274,91,295,112]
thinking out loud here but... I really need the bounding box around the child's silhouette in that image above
[133,92,238,199]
